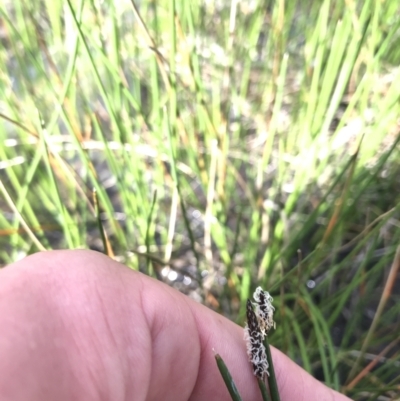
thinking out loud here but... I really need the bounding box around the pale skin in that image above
[0,250,352,401]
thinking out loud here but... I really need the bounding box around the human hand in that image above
[0,250,352,401]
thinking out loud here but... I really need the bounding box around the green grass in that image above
[1,0,400,399]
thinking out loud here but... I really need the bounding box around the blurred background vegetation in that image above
[0,0,400,399]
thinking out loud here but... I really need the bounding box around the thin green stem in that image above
[145,190,158,276]
[264,337,281,401]
[215,354,243,401]
[258,377,272,401]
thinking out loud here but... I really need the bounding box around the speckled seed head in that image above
[253,287,275,336]
[244,299,269,378]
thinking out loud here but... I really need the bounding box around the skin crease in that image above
[0,250,353,401]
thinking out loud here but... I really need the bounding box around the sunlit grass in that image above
[1,0,400,399]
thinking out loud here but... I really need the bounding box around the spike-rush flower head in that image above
[244,287,275,379]
[253,287,275,336]
[244,299,269,379]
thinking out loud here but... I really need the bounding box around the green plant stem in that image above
[264,337,281,401]
[92,188,109,256]
[215,354,243,401]
[145,190,158,276]
[258,377,272,401]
